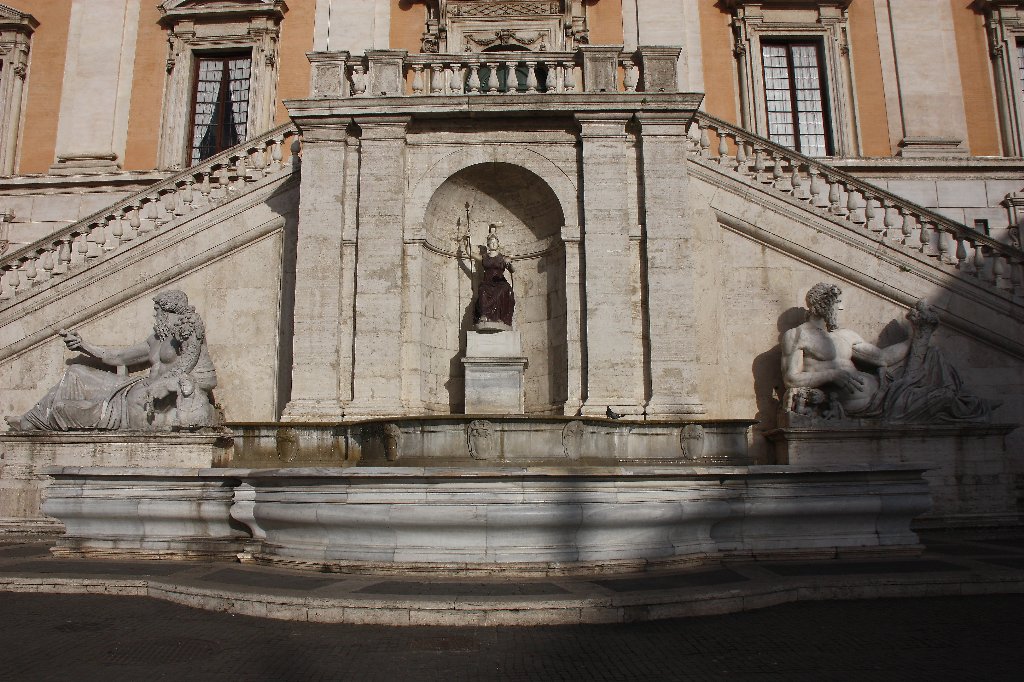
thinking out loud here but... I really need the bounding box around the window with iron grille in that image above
[761,41,833,157]
[189,52,252,164]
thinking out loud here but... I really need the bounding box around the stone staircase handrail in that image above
[0,123,300,304]
[690,111,1024,300]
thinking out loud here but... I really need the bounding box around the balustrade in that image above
[689,112,1024,301]
[0,124,300,308]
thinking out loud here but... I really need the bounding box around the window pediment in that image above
[159,0,287,26]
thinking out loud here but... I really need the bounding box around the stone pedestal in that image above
[462,330,527,415]
[766,422,1018,527]
[0,431,233,533]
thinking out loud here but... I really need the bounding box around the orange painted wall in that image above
[275,1,316,122]
[392,1,426,53]
[122,2,167,171]
[698,0,737,124]
[587,0,624,45]
[951,0,1000,155]
[848,0,890,156]
[5,0,71,174]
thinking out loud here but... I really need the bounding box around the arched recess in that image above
[418,162,568,413]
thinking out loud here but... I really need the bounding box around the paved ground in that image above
[1,529,1024,679]
[0,592,1021,680]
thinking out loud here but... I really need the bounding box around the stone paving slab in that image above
[0,531,1023,626]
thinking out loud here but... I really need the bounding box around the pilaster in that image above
[345,116,412,418]
[576,113,644,417]
[635,112,705,418]
[282,123,351,422]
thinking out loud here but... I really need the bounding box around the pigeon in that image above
[606,406,623,420]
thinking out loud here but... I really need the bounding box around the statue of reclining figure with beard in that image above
[9,290,222,431]
[781,282,996,424]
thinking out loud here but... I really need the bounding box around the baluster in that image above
[753,149,768,182]
[810,168,830,209]
[57,239,72,275]
[86,223,103,259]
[430,63,444,95]
[847,188,865,225]
[623,59,638,93]
[22,255,37,287]
[955,237,968,272]
[919,220,935,255]
[5,266,20,296]
[234,156,248,191]
[545,60,557,93]
[773,157,793,193]
[217,165,231,200]
[899,210,915,245]
[449,63,464,95]
[0,267,11,300]
[792,163,809,200]
[882,204,899,239]
[483,62,497,93]
[199,172,213,207]
[717,132,730,166]
[411,64,424,95]
[108,216,122,249]
[41,249,54,281]
[350,64,366,96]
[562,61,575,92]
[699,123,711,158]
[735,139,748,171]
[270,139,283,172]
[864,197,881,233]
[505,61,519,93]
[973,242,986,279]
[75,231,89,263]
[181,182,194,214]
[252,145,268,177]
[525,61,538,93]
[937,228,954,263]
[993,252,1009,289]
[467,64,481,93]
[161,190,177,225]
[828,180,847,216]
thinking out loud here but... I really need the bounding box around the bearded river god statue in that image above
[780,282,996,424]
[9,290,222,431]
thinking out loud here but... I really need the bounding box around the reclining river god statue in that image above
[9,290,222,431]
[781,282,995,423]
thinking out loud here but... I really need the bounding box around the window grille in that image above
[761,42,832,157]
[189,53,252,165]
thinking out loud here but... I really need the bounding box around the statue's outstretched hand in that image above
[59,329,83,351]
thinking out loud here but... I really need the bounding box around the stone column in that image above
[576,114,644,417]
[886,0,969,157]
[50,0,140,174]
[282,123,351,422]
[636,112,705,418]
[345,116,411,418]
[561,223,584,416]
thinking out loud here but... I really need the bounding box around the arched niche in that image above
[419,162,567,413]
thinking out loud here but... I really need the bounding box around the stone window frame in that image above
[157,0,287,170]
[727,0,857,158]
[975,1,1024,156]
[0,6,36,176]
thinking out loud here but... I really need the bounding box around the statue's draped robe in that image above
[21,365,143,430]
[849,346,992,423]
[474,254,514,327]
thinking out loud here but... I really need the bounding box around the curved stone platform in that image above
[43,464,931,575]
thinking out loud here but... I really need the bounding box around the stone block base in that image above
[766,423,1018,526]
[462,330,527,414]
[0,431,233,532]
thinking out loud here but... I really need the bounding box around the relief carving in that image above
[467,419,497,460]
[561,420,584,460]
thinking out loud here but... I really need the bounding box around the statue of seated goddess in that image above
[10,290,222,431]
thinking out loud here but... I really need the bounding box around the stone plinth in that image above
[462,330,527,414]
[42,466,245,559]
[765,423,1017,527]
[0,431,233,533]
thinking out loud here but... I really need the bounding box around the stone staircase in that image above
[687,111,1024,357]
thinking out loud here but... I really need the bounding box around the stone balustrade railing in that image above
[308,46,668,99]
[690,112,1024,301]
[0,123,300,307]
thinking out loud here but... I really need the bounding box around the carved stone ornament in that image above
[9,290,224,432]
[450,2,562,18]
[561,420,584,460]
[779,283,997,425]
[382,423,404,462]
[679,424,705,460]
[467,419,497,460]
